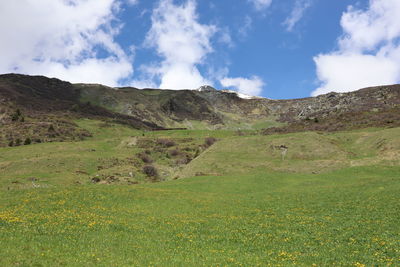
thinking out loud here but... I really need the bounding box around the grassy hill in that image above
[1,119,399,266]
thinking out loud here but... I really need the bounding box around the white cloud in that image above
[218,27,233,47]
[248,0,272,11]
[313,0,400,96]
[130,79,157,89]
[0,0,132,86]
[283,0,311,32]
[238,16,253,38]
[142,0,216,89]
[220,76,264,96]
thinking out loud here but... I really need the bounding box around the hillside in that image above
[0,74,161,146]
[1,73,399,148]
[0,117,399,265]
[77,78,400,130]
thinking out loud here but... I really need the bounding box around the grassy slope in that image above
[0,119,143,186]
[179,128,400,177]
[0,119,236,187]
[0,123,399,266]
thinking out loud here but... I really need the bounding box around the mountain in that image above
[0,74,160,146]
[0,73,399,146]
[76,78,400,130]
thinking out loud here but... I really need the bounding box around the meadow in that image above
[0,120,399,266]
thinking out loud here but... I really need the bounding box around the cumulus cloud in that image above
[141,0,216,89]
[220,76,264,96]
[283,0,311,32]
[313,0,400,96]
[0,0,132,86]
[248,0,272,11]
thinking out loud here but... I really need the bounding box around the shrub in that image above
[204,137,217,147]
[71,104,79,112]
[169,149,180,157]
[142,165,158,178]
[157,138,176,147]
[137,152,153,163]
[15,138,22,146]
[11,113,19,121]
[24,138,31,145]
[175,155,192,165]
[194,148,201,158]
[11,109,22,121]
[8,140,14,147]
[91,177,101,183]
[235,130,245,136]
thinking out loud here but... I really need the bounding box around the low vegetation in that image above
[0,118,399,266]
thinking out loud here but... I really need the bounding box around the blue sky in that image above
[1,0,400,99]
[113,0,366,99]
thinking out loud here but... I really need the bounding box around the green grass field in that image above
[1,121,399,266]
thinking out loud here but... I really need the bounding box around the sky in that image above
[1,0,400,99]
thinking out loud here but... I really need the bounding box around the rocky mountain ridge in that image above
[77,78,400,128]
[0,73,399,146]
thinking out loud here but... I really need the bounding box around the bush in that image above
[11,109,22,122]
[11,114,19,121]
[204,137,217,147]
[175,155,192,165]
[235,130,245,136]
[24,137,31,145]
[137,152,153,163]
[8,140,14,147]
[168,149,180,157]
[142,165,158,178]
[15,138,22,146]
[157,138,176,147]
